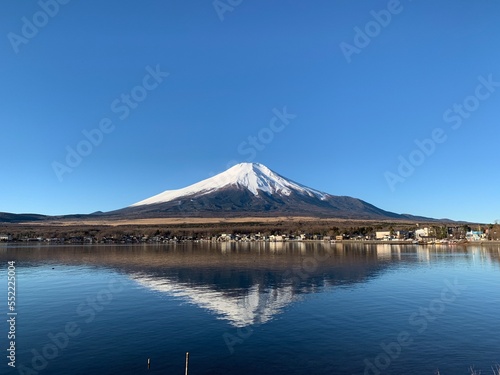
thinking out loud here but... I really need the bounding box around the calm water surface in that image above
[0,242,499,375]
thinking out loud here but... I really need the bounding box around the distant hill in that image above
[0,212,47,223]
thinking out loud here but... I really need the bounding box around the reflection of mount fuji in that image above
[131,273,294,327]
[121,242,400,327]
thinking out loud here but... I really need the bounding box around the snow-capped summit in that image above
[131,162,328,207]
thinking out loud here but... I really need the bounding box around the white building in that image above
[415,228,429,240]
[0,234,12,241]
[466,231,485,241]
[376,231,391,240]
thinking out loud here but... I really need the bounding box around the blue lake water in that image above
[0,242,499,375]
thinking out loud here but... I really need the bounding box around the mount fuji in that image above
[109,163,425,220]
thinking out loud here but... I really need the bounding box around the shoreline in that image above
[1,218,497,245]
[1,239,499,246]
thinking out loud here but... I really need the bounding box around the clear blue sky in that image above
[1,0,499,223]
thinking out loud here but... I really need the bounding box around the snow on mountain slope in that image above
[131,163,329,207]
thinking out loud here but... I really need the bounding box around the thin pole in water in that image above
[147,358,151,369]
[185,352,189,375]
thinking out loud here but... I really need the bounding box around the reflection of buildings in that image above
[130,273,295,327]
[376,244,392,259]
